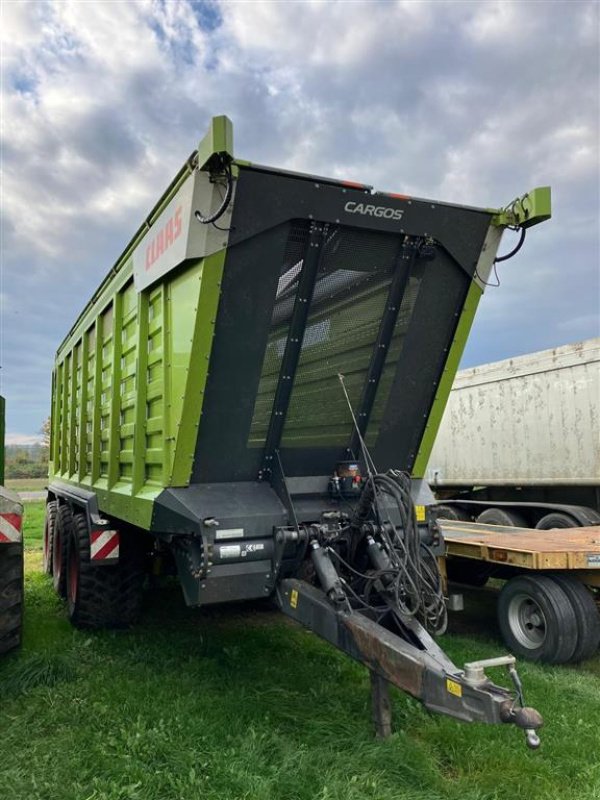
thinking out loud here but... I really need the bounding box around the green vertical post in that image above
[91,319,103,484]
[132,291,149,494]
[161,283,172,487]
[51,366,61,472]
[412,281,484,477]
[169,252,225,487]
[68,342,79,477]
[0,395,5,485]
[78,332,90,482]
[60,354,71,476]
[107,292,124,488]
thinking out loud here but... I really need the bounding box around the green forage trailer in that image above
[46,116,551,745]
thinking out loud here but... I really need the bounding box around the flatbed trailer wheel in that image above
[536,512,579,530]
[497,575,578,663]
[0,542,24,654]
[547,575,600,662]
[67,514,145,629]
[53,505,72,597]
[43,500,58,575]
[477,507,528,528]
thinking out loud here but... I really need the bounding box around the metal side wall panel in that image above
[425,338,600,487]
[49,253,223,528]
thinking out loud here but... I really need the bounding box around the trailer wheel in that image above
[477,507,528,528]
[547,575,600,662]
[0,543,24,654]
[536,513,579,530]
[53,505,73,597]
[67,514,145,629]
[43,500,58,575]
[497,575,578,663]
[430,505,469,523]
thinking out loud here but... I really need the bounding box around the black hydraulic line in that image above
[261,222,328,476]
[348,237,419,457]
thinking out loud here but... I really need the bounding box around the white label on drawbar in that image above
[219,544,241,559]
[215,528,245,540]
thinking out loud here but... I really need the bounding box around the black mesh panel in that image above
[281,227,404,447]
[248,221,309,444]
[365,259,426,445]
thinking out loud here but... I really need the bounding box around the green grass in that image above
[5,477,48,492]
[22,500,45,550]
[1,508,599,799]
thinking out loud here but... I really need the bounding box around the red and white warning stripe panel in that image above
[90,529,120,562]
[0,512,23,543]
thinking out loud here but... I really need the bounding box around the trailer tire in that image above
[536,513,579,530]
[43,500,58,575]
[67,514,145,629]
[53,505,72,597]
[547,575,600,662]
[430,505,469,522]
[497,575,578,663]
[477,507,528,528]
[0,543,24,654]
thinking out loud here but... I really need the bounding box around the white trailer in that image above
[426,338,600,528]
[424,340,600,664]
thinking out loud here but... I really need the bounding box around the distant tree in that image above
[41,417,51,451]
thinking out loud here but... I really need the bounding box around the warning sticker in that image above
[446,678,462,698]
[290,589,299,609]
[415,505,426,522]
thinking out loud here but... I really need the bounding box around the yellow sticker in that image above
[415,505,426,522]
[446,678,462,698]
[290,589,298,609]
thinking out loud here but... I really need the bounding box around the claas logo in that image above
[145,206,183,270]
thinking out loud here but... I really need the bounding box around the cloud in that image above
[1,0,598,436]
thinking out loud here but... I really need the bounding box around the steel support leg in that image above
[370,670,392,738]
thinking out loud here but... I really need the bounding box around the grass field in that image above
[1,502,599,800]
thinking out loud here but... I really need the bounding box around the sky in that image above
[1,0,599,443]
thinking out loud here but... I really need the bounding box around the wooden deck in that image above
[439,519,600,576]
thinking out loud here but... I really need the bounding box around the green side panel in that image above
[170,251,225,486]
[0,396,5,484]
[411,280,484,477]
[48,250,224,526]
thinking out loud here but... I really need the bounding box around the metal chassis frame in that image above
[277,577,519,726]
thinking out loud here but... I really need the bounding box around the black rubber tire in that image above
[477,507,528,527]
[0,542,24,654]
[43,500,58,575]
[430,505,470,522]
[536,512,579,530]
[66,514,145,629]
[547,575,600,662]
[53,505,72,597]
[430,506,490,586]
[497,574,578,663]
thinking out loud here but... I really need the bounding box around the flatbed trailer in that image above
[439,518,600,664]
